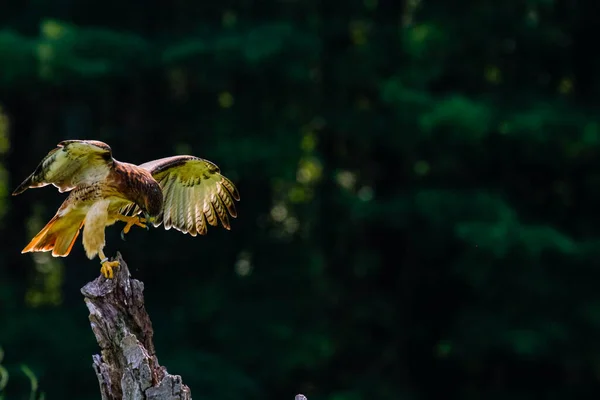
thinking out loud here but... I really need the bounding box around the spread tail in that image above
[22,212,84,257]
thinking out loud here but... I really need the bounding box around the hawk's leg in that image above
[115,215,148,240]
[98,249,119,279]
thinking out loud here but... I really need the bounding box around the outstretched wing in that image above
[132,155,240,236]
[12,140,114,195]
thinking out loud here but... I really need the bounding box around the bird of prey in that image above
[13,140,240,278]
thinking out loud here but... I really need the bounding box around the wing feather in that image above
[212,191,230,229]
[205,199,218,227]
[194,196,206,236]
[179,187,191,231]
[217,182,237,218]
[13,140,113,195]
[160,176,175,230]
[196,187,209,235]
[186,188,198,237]
[220,177,240,201]
[139,155,239,235]
[119,202,138,216]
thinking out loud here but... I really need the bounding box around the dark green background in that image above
[2,0,600,399]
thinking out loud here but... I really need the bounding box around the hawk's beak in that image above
[143,213,151,230]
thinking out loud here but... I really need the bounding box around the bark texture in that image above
[81,252,191,400]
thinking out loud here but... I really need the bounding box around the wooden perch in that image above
[81,252,191,400]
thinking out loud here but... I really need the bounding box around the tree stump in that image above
[81,252,191,400]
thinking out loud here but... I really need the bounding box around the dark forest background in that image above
[2,0,600,399]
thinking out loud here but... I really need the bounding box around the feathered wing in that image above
[12,140,113,195]
[130,155,240,236]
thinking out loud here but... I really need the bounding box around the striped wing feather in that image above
[138,155,239,236]
[13,140,113,195]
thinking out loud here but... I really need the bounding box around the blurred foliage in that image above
[0,347,45,400]
[20,365,45,400]
[0,347,8,394]
[2,1,600,399]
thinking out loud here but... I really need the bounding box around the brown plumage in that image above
[13,140,240,278]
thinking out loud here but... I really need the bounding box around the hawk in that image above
[13,140,240,278]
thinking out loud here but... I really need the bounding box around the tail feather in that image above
[22,213,84,257]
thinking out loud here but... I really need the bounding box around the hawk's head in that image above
[141,181,164,224]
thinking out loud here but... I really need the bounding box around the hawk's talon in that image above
[118,215,148,239]
[100,260,120,279]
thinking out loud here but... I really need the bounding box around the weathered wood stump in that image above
[81,252,191,400]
